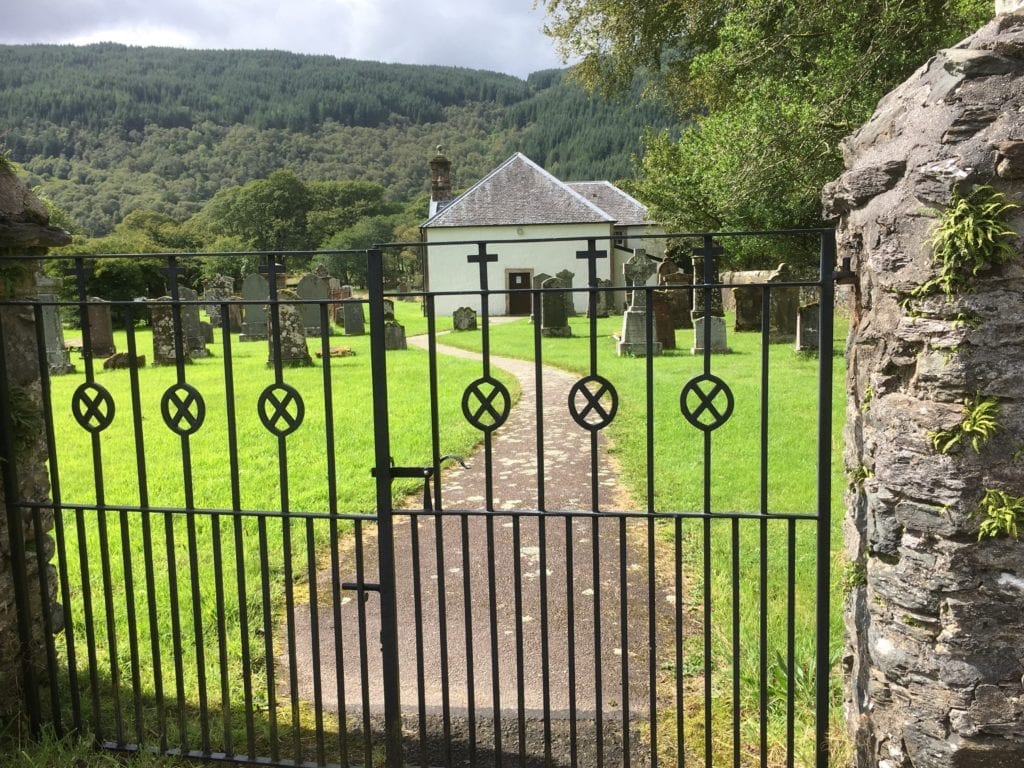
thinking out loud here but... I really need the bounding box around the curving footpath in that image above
[289,333,679,767]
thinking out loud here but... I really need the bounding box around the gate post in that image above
[366,248,404,767]
[815,231,837,767]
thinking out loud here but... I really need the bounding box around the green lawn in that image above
[436,311,849,766]
[10,299,850,767]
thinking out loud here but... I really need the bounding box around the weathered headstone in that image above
[150,298,189,365]
[530,272,551,324]
[35,273,73,374]
[179,286,210,358]
[267,290,312,367]
[690,247,729,354]
[203,274,234,327]
[733,285,763,332]
[661,272,693,329]
[384,321,407,351]
[342,298,365,336]
[653,290,676,350]
[296,273,328,336]
[616,250,662,356]
[540,276,572,338]
[225,297,243,333]
[794,303,820,352]
[382,298,395,320]
[453,306,478,331]
[587,278,615,318]
[240,273,269,341]
[85,297,116,359]
[200,321,214,346]
[768,286,800,343]
[328,281,344,324]
[556,269,576,316]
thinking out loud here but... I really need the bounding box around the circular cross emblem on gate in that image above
[461,376,510,433]
[568,375,618,432]
[161,383,206,436]
[71,382,115,433]
[258,383,305,437]
[680,373,734,432]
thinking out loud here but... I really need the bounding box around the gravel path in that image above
[288,333,678,766]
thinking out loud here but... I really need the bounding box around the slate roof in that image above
[566,181,650,227]
[422,153,616,228]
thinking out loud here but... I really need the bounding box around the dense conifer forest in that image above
[0,44,673,237]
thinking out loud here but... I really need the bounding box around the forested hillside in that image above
[0,44,673,236]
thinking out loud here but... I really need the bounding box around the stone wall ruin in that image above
[0,163,68,722]
[826,9,1024,767]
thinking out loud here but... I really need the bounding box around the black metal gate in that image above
[0,229,840,767]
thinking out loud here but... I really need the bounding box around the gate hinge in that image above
[833,256,856,285]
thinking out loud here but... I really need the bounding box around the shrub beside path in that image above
[290,333,678,766]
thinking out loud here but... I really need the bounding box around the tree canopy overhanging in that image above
[541,0,993,268]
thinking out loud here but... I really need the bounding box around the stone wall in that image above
[825,12,1024,768]
[0,164,69,721]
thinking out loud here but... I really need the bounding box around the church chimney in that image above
[429,145,452,217]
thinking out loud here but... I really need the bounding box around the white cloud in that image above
[0,0,565,77]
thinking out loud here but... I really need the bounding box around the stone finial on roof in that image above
[429,146,453,205]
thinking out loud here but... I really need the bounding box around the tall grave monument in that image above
[690,242,729,354]
[616,249,662,356]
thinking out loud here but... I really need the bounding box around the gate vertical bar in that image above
[0,308,42,736]
[367,247,404,767]
[815,231,837,768]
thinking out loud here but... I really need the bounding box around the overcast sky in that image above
[0,0,569,79]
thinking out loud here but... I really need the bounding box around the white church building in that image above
[420,150,663,317]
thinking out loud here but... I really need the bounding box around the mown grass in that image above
[9,297,849,767]
[435,310,849,766]
[25,298,513,764]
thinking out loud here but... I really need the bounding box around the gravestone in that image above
[296,273,328,336]
[768,286,800,343]
[179,286,210,358]
[795,303,819,351]
[150,298,189,365]
[342,298,365,336]
[556,269,576,316]
[200,321,214,346]
[530,272,551,324]
[267,290,312,367]
[240,273,269,341]
[35,273,73,374]
[653,290,676,350]
[690,248,729,354]
[85,297,116,359]
[384,321,407,350]
[616,250,662,356]
[382,298,395,320]
[692,316,730,355]
[453,306,478,331]
[587,278,614,318]
[661,272,693,329]
[203,274,234,327]
[335,285,353,327]
[328,281,344,324]
[540,276,572,338]
[733,285,763,332]
[225,297,243,333]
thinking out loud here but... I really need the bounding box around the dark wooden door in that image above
[508,271,532,315]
